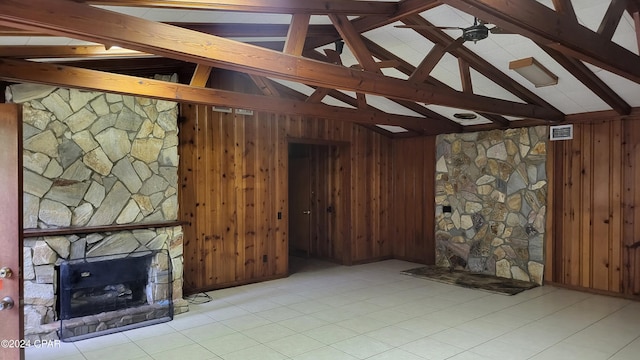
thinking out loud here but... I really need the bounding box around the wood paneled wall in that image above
[547,116,640,297]
[623,118,640,296]
[178,104,397,293]
[391,136,436,264]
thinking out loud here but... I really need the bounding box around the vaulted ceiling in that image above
[0,0,639,137]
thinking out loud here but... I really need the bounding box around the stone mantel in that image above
[23,220,187,238]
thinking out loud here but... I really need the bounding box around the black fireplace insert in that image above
[58,254,153,320]
[57,250,173,342]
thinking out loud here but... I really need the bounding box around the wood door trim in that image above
[0,104,24,360]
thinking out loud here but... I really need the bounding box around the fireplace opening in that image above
[57,250,173,342]
[58,255,152,319]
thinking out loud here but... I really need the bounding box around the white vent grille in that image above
[212,106,232,113]
[549,124,573,141]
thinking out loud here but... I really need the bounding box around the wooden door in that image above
[0,104,24,360]
[288,155,312,256]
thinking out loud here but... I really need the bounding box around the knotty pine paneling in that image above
[623,119,640,296]
[179,105,394,293]
[391,136,436,264]
[547,118,640,296]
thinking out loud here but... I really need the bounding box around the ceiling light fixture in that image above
[509,57,558,87]
[453,112,477,120]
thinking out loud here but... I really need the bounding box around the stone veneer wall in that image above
[435,127,547,284]
[6,80,188,341]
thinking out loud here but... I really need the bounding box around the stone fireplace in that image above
[434,127,548,284]
[7,81,188,342]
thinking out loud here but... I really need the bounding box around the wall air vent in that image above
[212,106,233,113]
[549,124,573,141]
[235,108,254,116]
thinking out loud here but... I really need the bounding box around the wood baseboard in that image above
[544,280,640,301]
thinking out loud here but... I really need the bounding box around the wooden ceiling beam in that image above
[366,38,513,129]
[80,0,399,15]
[399,15,559,113]
[598,0,628,40]
[329,76,463,132]
[249,75,280,96]
[458,58,512,128]
[351,0,442,33]
[0,45,146,58]
[304,0,442,50]
[318,88,421,137]
[328,14,379,108]
[306,88,331,103]
[442,0,640,84]
[543,46,631,115]
[0,0,562,121]
[408,43,448,84]
[385,99,463,133]
[172,23,338,39]
[323,89,429,134]
[283,14,310,56]
[0,58,432,129]
[458,58,472,94]
[309,47,462,132]
[329,14,379,72]
[308,46,463,132]
[0,25,39,35]
[53,57,196,80]
[0,22,339,39]
[551,0,577,22]
[477,112,510,128]
[189,64,211,87]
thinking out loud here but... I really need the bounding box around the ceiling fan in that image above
[396,17,508,43]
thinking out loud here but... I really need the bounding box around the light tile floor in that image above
[26,258,640,360]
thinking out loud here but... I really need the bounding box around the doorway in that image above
[288,142,347,272]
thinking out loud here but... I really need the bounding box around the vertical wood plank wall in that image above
[179,104,406,293]
[391,136,437,264]
[623,119,640,296]
[548,117,640,297]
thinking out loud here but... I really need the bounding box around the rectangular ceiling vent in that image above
[549,124,573,141]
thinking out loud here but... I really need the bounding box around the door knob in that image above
[302,210,311,215]
[0,297,14,311]
[0,267,13,278]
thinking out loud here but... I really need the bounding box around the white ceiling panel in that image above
[536,0,556,11]
[573,0,611,32]
[364,95,426,117]
[584,63,640,107]
[377,125,408,133]
[25,37,75,46]
[469,69,526,103]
